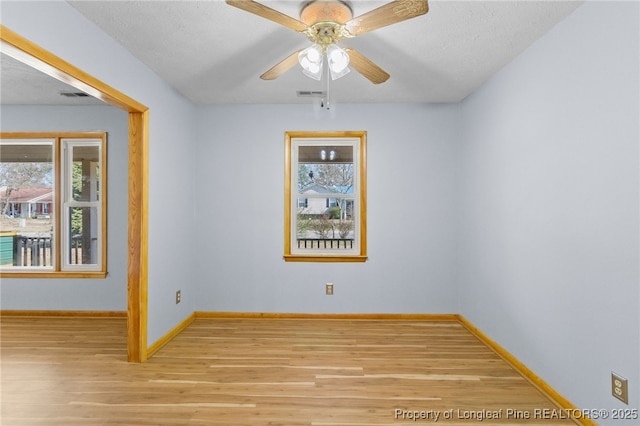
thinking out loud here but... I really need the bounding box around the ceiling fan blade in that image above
[226,0,308,32]
[260,50,302,80]
[345,0,428,37]
[345,48,390,84]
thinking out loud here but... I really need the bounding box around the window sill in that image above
[0,271,107,279]
[284,255,368,263]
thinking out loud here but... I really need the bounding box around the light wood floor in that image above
[1,316,577,425]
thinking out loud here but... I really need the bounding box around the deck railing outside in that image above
[296,238,354,249]
[12,235,85,267]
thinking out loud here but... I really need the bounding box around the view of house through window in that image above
[285,131,367,262]
[296,145,355,249]
[0,134,106,275]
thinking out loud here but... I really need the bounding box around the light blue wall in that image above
[0,105,128,311]
[458,1,639,421]
[1,1,199,344]
[194,103,460,313]
[2,1,638,420]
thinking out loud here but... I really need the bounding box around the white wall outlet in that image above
[326,283,334,295]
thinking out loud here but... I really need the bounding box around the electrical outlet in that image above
[175,290,181,304]
[611,372,628,404]
[325,283,334,295]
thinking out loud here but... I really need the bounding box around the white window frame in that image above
[61,138,103,272]
[284,131,367,262]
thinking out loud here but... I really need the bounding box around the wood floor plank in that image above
[1,317,578,425]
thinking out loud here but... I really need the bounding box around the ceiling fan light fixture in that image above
[298,44,324,80]
[327,44,350,80]
[227,0,429,85]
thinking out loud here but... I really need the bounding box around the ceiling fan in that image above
[226,0,429,84]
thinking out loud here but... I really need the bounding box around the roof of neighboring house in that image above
[300,183,339,195]
[300,183,353,194]
[0,187,53,203]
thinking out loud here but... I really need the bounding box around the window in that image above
[0,133,107,277]
[284,131,367,262]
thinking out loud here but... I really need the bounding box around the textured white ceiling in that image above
[2,1,584,105]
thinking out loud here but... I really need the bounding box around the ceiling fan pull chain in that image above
[322,55,331,110]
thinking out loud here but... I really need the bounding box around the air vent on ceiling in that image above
[59,91,90,98]
[296,90,326,97]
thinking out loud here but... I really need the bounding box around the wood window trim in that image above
[0,132,108,278]
[284,130,367,262]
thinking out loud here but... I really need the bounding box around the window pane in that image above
[71,145,100,202]
[67,206,99,265]
[296,146,355,251]
[295,196,356,251]
[0,140,54,269]
[298,145,354,163]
